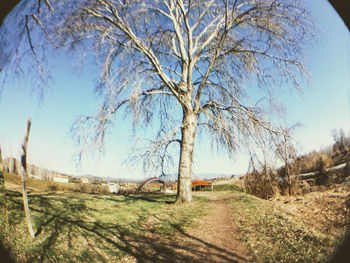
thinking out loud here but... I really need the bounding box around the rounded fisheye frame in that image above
[0,242,15,263]
[328,0,350,30]
[326,0,350,262]
[0,1,20,26]
[327,231,350,263]
[0,1,349,262]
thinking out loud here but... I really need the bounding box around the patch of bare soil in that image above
[173,192,253,263]
[272,182,350,238]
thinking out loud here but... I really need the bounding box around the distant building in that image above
[108,182,120,193]
[28,173,45,180]
[53,174,71,183]
[80,177,90,184]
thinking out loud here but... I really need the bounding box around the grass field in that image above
[0,170,346,262]
[0,172,208,262]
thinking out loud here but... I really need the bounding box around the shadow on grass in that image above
[4,190,246,263]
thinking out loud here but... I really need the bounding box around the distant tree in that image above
[55,0,316,203]
[331,128,346,153]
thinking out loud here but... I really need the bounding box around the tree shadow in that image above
[90,193,176,204]
[3,190,248,262]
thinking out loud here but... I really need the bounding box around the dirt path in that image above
[173,192,253,263]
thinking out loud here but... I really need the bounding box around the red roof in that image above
[191,180,210,186]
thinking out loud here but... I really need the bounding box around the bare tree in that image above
[20,118,35,237]
[0,145,4,206]
[59,0,316,203]
[331,128,346,153]
[273,125,299,196]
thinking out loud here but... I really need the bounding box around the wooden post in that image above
[20,118,35,238]
[0,145,3,172]
[0,145,5,210]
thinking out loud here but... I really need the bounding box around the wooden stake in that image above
[20,118,35,238]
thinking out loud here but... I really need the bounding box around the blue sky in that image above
[0,0,349,180]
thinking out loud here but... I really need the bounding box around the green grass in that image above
[0,174,208,263]
[227,189,338,263]
[212,184,242,192]
[1,172,342,263]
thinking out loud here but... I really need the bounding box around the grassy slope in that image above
[3,172,111,194]
[226,190,339,263]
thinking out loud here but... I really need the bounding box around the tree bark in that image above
[0,145,4,207]
[176,111,197,203]
[0,145,3,172]
[286,163,292,196]
[20,118,35,237]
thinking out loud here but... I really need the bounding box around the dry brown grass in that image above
[273,182,350,239]
[242,171,304,199]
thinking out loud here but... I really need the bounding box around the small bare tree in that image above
[0,145,4,206]
[20,118,35,237]
[273,126,299,196]
[331,128,346,153]
[57,0,316,203]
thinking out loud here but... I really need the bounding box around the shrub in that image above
[48,184,58,191]
[243,170,278,199]
[315,154,332,185]
[316,154,331,173]
[277,177,304,196]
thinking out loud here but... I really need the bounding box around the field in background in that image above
[3,172,141,194]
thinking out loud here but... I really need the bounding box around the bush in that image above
[243,171,278,199]
[48,184,58,191]
[315,154,332,185]
[277,177,304,196]
[316,154,331,173]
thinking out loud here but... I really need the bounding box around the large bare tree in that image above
[57,0,316,203]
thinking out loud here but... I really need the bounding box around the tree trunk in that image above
[285,163,292,196]
[176,111,197,203]
[0,145,3,172]
[20,118,35,237]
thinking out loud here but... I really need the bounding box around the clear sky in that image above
[0,0,349,180]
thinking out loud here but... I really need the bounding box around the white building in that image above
[53,175,70,183]
[108,183,120,194]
